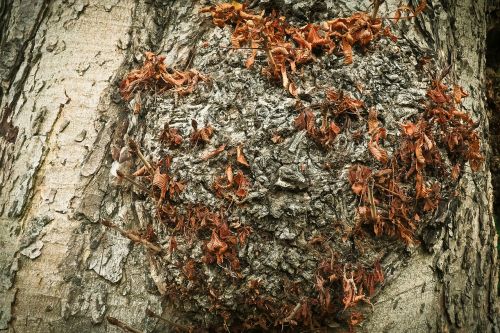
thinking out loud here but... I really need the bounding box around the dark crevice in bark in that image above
[0,1,51,217]
[3,2,51,219]
[486,1,500,293]
[0,0,13,102]
[0,1,50,108]
[0,105,17,143]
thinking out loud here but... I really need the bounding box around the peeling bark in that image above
[0,0,497,332]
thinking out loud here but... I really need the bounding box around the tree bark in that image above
[0,0,497,332]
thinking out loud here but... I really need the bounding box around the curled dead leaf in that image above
[368,128,388,164]
[341,38,353,64]
[367,108,379,134]
[207,230,229,264]
[348,164,372,195]
[202,144,226,160]
[453,84,469,104]
[236,145,250,167]
[190,121,214,145]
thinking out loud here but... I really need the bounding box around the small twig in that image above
[374,183,408,201]
[219,45,266,50]
[100,220,163,254]
[371,0,385,20]
[218,45,309,51]
[145,309,191,332]
[128,139,155,175]
[107,316,143,333]
[382,14,419,20]
[367,179,378,221]
[260,31,276,72]
[282,301,302,324]
[437,63,453,83]
[116,170,153,196]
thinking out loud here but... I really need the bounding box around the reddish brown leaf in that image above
[245,40,259,68]
[368,128,388,164]
[119,52,205,104]
[152,169,169,200]
[226,164,234,185]
[368,108,379,134]
[394,8,402,23]
[132,165,148,177]
[288,82,298,97]
[348,164,372,195]
[453,85,469,104]
[401,122,417,136]
[169,236,177,254]
[207,230,228,264]
[271,132,283,144]
[341,38,353,64]
[201,144,226,160]
[236,145,250,167]
[414,0,427,15]
[237,226,252,245]
[415,172,429,199]
[182,259,197,281]
[190,121,214,145]
[294,109,316,133]
[159,123,183,148]
[234,170,249,199]
[415,138,426,167]
[427,88,448,104]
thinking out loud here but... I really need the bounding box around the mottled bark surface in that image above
[0,0,497,332]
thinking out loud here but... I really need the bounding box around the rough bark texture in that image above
[0,0,497,332]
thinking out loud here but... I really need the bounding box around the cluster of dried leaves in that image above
[161,204,251,273]
[201,2,397,96]
[265,257,383,330]
[213,164,251,202]
[294,89,363,148]
[222,257,384,331]
[348,80,483,245]
[108,2,466,332]
[425,81,483,171]
[111,125,388,331]
[202,143,252,202]
[159,123,183,148]
[118,141,186,211]
[392,0,428,23]
[113,125,254,273]
[119,52,206,113]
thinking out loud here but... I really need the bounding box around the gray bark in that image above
[0,0,497,332]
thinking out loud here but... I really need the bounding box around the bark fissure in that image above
[0,1,49,105]
[486,0,500,297]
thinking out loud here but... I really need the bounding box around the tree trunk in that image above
[0,0,497,332]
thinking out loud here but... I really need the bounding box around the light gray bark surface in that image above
[0,0,497,332]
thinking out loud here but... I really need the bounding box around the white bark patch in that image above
[88,234,131,283]
[20,240,44,259]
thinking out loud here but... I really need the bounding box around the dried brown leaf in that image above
[201,144,226,160]
[207,230,228,264]
[368,128,388,164]
[341,38,353,64]
[236,145,250,167]
[453,85,469,104]
[152,169,169,200]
